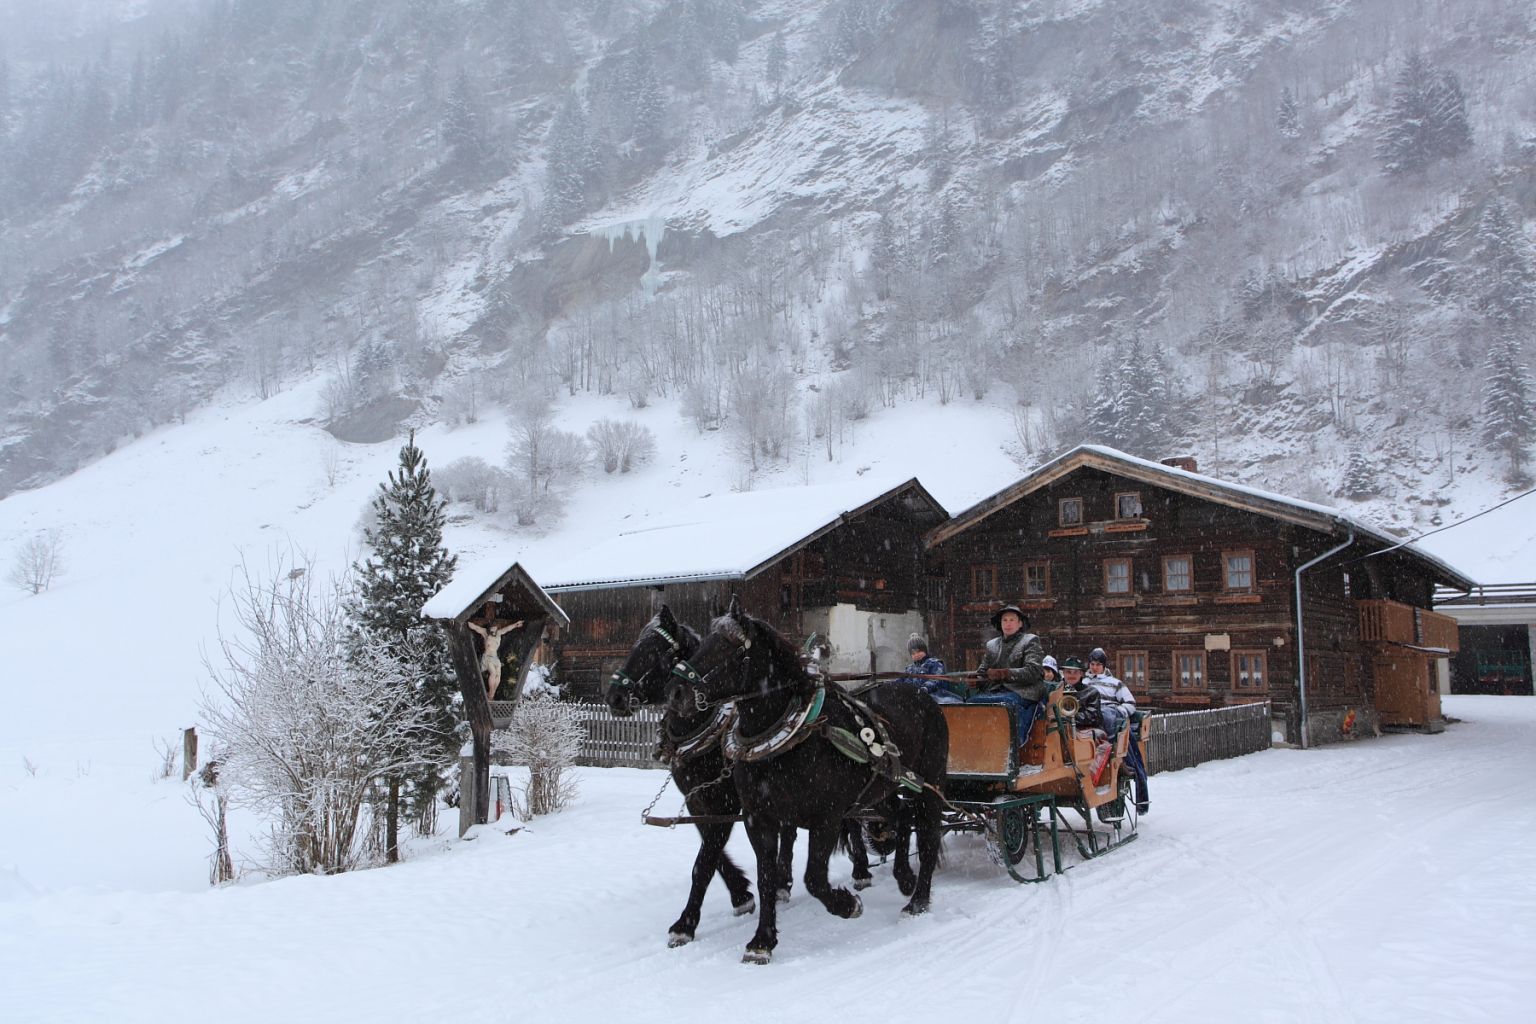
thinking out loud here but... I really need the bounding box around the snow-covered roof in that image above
[422,561,571,626]
[538,476,946,591]
[928,445,1477,591]
[427,477,946,606]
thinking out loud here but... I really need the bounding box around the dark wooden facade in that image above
[546,481,947,698]
[924,449,1472,745]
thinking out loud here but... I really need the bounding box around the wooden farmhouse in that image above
[924,446,1475,746]
[535,477,950,697]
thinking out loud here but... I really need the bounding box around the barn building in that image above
[1434,583,1536,696]
[924,446,1475,746]
[535,477,950,696]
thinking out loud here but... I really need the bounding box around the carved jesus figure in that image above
[467,616,525,700]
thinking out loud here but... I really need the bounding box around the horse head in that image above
[667,598,807,717]
[605,604,698,717]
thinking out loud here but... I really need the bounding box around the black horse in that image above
[604,605,871,948]
[669,600,949,964]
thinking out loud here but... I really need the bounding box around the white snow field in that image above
[0,696,1530,1023]
[0,380,1531,1023]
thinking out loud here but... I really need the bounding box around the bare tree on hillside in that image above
[7,530,64,595]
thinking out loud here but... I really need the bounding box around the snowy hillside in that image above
[2,0,1535,536]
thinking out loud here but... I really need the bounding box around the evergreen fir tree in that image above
[1480,337,1536,480]
[1277,86,1300,142]
[766,30,787,98]
[1426,71,1471,158]
[1340,448,1380,498]
[350,432,460,852]
[1377,54,1472,175]
[1473,199,1536,327]
[441,70,487,167]
[1376,53,1435,176]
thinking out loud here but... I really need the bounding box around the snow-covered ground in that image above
[1,379,1532,1023]
[0,696,1529,1023]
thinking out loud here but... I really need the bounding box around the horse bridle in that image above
[609,623,688,711]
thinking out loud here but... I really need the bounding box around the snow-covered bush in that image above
[586,418,657,474]
[493,695,582,816]
[436,456,519,513]
[201,562,442,875]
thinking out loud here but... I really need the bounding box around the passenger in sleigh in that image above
[1062,651,1149,813]
[968,605,1048,747]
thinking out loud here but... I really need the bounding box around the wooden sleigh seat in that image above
[942,689,1145,811]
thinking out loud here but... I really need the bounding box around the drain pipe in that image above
[1295,529,1356,749]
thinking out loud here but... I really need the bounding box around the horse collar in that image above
[663,703,737,762]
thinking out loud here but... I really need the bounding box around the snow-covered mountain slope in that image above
[3,0,1534,532]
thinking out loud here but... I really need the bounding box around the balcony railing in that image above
[1358,599,1460,653]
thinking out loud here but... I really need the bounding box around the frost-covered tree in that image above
[350,432,459,856]
[765,30,787,97]
[1473,199,1536,327]
[441,69,487,167]
[1426,70,1471,159]
[1339,448,1381,499]
[1480,337,1536,480]
[587,418,657,473]
[203,561,441,876]
[1377,54,1471,175]
[7,529,64,595]
[541,94,599,235]
[1277,86,1300,142]
[1085,336,1178,456]
[493,695,582,816]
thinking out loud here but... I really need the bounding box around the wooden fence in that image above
[518,700,1272,774]
[1143,701,1272,774]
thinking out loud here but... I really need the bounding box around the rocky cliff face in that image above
[2,0,1533,528]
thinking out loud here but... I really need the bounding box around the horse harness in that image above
[675,651,927,802]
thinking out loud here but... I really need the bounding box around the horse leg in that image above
[773,822,797,902]
[801,824,862,920]
[892,802,917,897]
[902,791,943,917]
[715,847,757,917]
[668,821,749,947]
[742,814,782,965]
[844,820,873,890]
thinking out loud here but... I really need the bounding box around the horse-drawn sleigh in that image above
[604,600,1149,963]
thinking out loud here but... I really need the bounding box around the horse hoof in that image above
[742,948,772,965]
[901,898,930,917]
[853,876,873,891]
[733,898,756,917]
[846,895,863,919]
[776,887,792,904]
[896,875,916,897]
[667,931,693,948]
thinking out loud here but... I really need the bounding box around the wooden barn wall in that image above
[547,507,928,698]
[929,469,1304,709]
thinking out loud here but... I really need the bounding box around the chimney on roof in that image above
[1161,456,1198,473]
